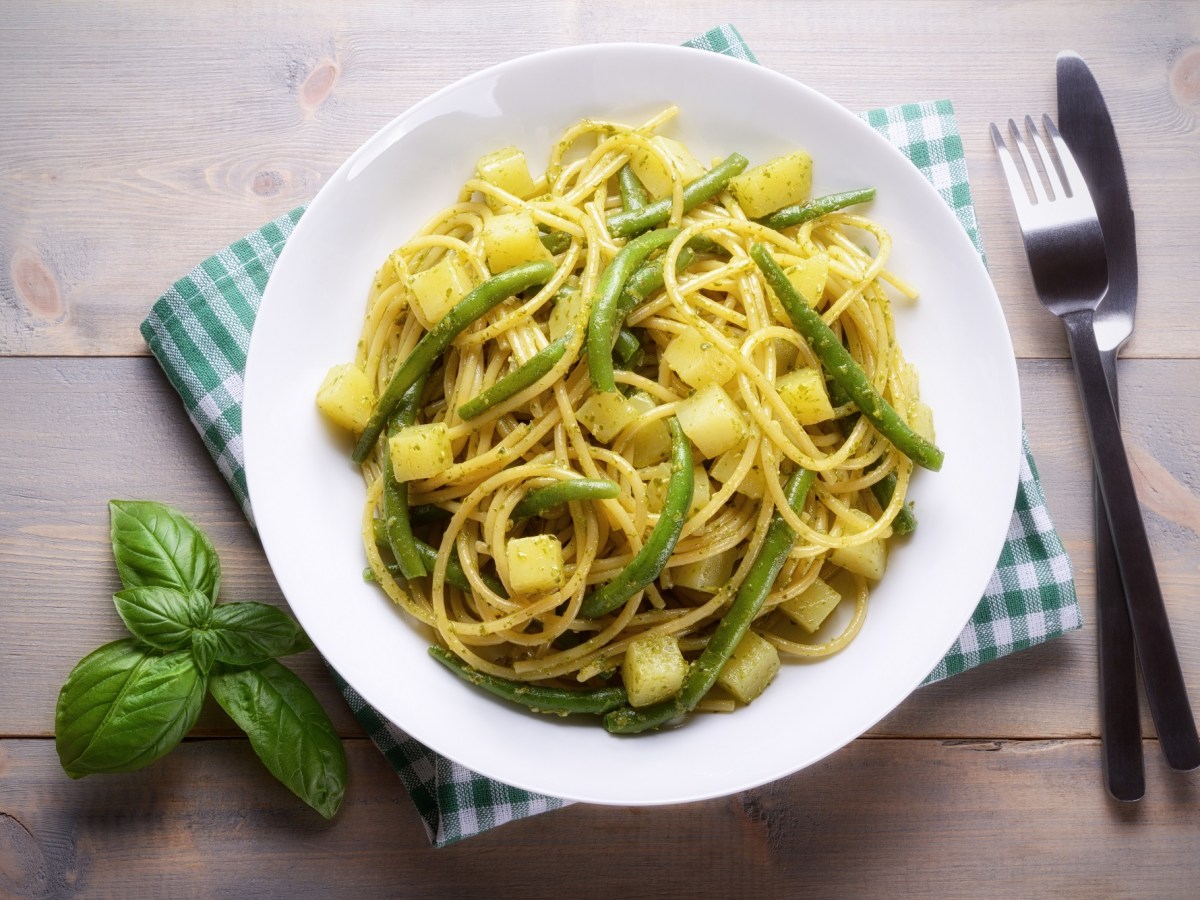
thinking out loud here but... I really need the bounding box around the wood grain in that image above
[3,357,1197,739]
[1,1,1198,356]
[0,356,360,736]
[3,1,1200,890]
[1,737,1196,898]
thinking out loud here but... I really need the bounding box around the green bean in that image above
[539,230,572,255]
[380,376,429,579]
[587,228,680,393]
[414,541,508,597]
[606,153,749,239]
[614,234,717,323]
[826,379,917,535]
[871,472,915,535]
[612,327,642,368]
[579,418,693,619]
[685,234,721,255]
[826,376,852,409]
[352,259,557,463]
[381,443,418,576]
[605,468,815,734]
[377,548,473,592]
[458,330,573,420]
[618,164,651,212]
[617,246,696,320]
[511,478,620,519]
[751,244,944,471]
[429,646,627,715]
[759,188,877,231]
[371,520,507,596]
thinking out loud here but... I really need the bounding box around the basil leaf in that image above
[208,602,313,665]
[209,660,346,819]
[113,586,210,651]
[109,500,221,603]
[191,628,219,674]
[55,639,206,778]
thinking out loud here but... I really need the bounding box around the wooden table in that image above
[3,2,1199,895]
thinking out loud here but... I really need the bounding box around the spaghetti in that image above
[317,108,940,728]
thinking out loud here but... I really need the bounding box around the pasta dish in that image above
[316,108,942,732]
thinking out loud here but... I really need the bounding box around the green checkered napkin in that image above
[140,25,1079,846]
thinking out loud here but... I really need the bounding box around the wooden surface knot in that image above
[1170,45,1200,107]
[299,56,340,114]
[252,170,286,197]
[9,249,64,321]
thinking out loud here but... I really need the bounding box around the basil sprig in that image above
[55,500,346,819]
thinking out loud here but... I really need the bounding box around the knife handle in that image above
[1095,348,1144,801]
[1063,309,1200,771]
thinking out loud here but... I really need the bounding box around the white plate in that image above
[244,43,1021,806]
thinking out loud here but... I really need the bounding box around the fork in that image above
[991,115,1200,771]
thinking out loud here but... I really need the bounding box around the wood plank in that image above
[3,356,1198,740]
[0,737,1197,897]
[0,356,361,737]
[2,2,1198,357]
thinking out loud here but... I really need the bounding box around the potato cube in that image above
[777,368,835,425]
[505,534,565,595]
[482,211,552,274]
[671,547,736,593]
[644,464,709,517]
[388,422,452,482]
[728,150,813,219]
[779,577,843,633]
[676,383,747,458]
[787,252,830,308]
[316,364,375,433]
[763,252,830,326]
[475,145,537,211]
[622,633,687,707]
[709,449,766,499]
[629,426,673,467]
[629,136,706,199]
[662,329,738,389]
[409,253,475,326]
[766,253,829,324]
[577,391,638,444]
[717,630,780,704]
[897,358,921,401]
[772,339,799,371]
[625,392,672,466]
[840,507,878,534]
[830,537,887,581]
[907,400,935,443]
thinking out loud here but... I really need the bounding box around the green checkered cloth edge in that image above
[140,25,1079,847]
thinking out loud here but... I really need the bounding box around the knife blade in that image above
[1057,51,1200,779]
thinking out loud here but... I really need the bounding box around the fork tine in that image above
[1025,115,1067,201]
[1042,114,1091,203]
[1008,118,1050,204]
[990,122,1033,211]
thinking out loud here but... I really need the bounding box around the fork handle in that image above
[1063,309,1200,771]
[1095,348,1144,800]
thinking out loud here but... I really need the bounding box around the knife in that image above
[1057,51,1200,782]
[1057,51,1143,800]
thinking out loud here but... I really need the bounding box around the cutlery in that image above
[990,113,1200,772]
[1057,51,1143,801]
